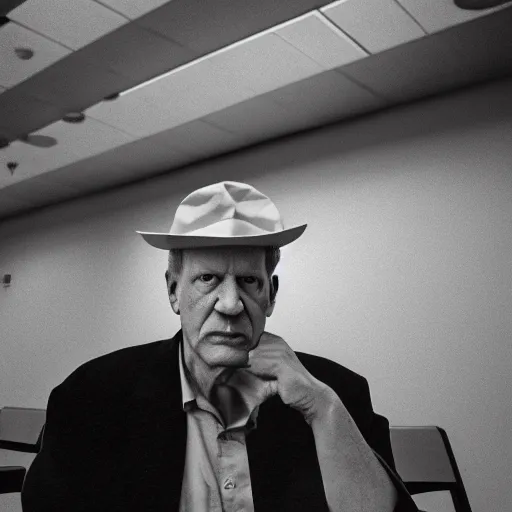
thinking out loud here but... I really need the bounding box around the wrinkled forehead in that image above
[182,246,266,273]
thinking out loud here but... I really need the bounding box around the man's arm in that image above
[246,332,418,512]
[310,387,398,512]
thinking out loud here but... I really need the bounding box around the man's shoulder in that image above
[56,337,174,396]
[295,351,371,406]
[296,351,366,384]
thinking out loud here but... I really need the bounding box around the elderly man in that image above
[22,181,417,512]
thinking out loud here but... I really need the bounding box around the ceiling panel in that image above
[39,136,193,193]
[85,93,186,137]
[144,120,245,159]
[30,121,249,196]
[0,21,71,88]
[321,0,426,53]
[97,0,170,20]
[9,0,128,50]
[341,7,512,103]
[13,53,134,113]
[202,97,291,139]
[132,57,258,126]
[207,32,324,97]
[0,140,80,187]
[1,116,135,186]
[0,0,334,145]
[38,117,134,161]
[0,89,68,141]
[275,11,368,69]
[396,0,510,33]
[76,23,198,84]
[136,0,334,54]
[268,69,386,121]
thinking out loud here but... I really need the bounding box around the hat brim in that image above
[137,224,307,250]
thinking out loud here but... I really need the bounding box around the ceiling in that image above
[1,0,511,221]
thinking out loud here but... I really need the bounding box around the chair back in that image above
[389,426,472,512]
[0,407,46,453]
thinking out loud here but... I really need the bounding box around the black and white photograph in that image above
[1,1,511,512]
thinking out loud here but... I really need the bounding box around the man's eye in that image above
[199,274,216,283]
[242,276,258,285]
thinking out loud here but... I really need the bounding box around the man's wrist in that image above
[307,383,345,425]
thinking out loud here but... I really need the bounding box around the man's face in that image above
[170,246,273,369]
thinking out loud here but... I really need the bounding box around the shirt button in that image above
[223,477,236,490]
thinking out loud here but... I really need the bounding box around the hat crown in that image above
[170,181,284,236]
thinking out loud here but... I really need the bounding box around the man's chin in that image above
[205,347,250,369]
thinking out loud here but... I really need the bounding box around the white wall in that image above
[1,78,511,512]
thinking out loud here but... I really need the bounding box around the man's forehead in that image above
[182,246,266,271]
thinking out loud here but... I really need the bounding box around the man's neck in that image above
[181,338,233,402]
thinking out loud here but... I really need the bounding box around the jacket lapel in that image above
[248,396,329,512]
[121,332,187,511]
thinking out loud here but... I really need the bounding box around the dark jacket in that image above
[22,331,417,512]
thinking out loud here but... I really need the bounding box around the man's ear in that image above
[266,275,279,317]
[165,270,180,315]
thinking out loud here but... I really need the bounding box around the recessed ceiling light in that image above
[62,112,86,123]
[14,47,34,60]
[454,0,511,9]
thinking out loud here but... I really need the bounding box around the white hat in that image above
[137,181,306,250]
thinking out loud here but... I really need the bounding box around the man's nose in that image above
[214,277,244,316]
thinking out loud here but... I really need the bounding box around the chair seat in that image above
[0,466,26,494]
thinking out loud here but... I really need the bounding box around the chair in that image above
[0,407,46,494]
[389,426,472,512]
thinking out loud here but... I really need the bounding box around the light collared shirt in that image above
[178,343,263,512]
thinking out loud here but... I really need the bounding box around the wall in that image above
[1,78,511,512]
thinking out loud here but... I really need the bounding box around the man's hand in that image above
[246,331,340,424]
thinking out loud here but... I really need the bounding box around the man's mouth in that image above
[208,331,248,343]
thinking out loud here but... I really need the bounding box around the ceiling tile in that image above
[41,134,192,193]
[38,117,134,161]
[321,0,425,53]
[9,0,128,50]
[13,54,134,112]
[341,7,512,103]
[269,69,385,120]
[0,89,67,141]
[1,116,135,184]
[86,93,185,137]
[77,23,198,84]
[145,120,244,158]
[97,0,170,19]
[133,56,258,126]
[275,12,368,69]
[207,32,324,97]
[0,140,85,185]
[396,0,510,34]
[203,97,290,139]
[136,0,331,54]
[0,21,71,88]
